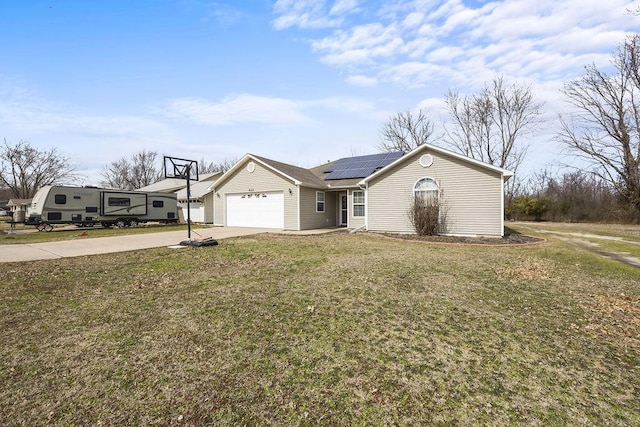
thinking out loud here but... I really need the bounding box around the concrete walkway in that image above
[0,227,277,263]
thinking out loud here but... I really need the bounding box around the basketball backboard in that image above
[164,156,199,181]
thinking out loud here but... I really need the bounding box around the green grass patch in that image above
[1,230,639,425]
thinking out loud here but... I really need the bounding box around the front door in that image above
[340,194,348,226]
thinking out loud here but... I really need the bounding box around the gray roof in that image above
[7,198,32,207]
[176,180,214,200]
[308,161,362,188]
[252,153,407,189]
[252,155,328,188]
[137,178,188,193]
[137,172,222,193]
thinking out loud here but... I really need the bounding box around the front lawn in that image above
[1,229,639,425]
[0,222,201,244]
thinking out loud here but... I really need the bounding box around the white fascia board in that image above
[361,144,514,184]
[207,154,302,191]
[207,153,253,191]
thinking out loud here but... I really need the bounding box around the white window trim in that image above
[316,191,325,213]
[413,177,439,201]
[353,190,365,217]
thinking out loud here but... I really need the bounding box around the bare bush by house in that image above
[408,193,448,235]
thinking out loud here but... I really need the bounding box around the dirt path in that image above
[534,230,640,268]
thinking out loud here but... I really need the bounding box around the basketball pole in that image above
[186,163,192,240]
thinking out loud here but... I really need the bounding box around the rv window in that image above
[54,194,67,204]
[152,200,164,208]
[108,197,130,207]
[86,206,98,213]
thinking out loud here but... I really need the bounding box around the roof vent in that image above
[419,154,433,168]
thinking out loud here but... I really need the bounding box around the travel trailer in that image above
[25,185,178,230]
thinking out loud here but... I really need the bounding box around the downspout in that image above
[359,181,368,232]
[500,174,505,237]
[296,184,301,231]
[350,224,366,234]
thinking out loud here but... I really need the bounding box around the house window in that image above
[414,177,439,203]
[54,194,66,204]
[353,191,365,217]
[316,191,325,213]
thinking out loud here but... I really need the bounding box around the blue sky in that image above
[1,0,638,185]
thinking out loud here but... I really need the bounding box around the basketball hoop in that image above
[164,156,199,181]
[164,156,202,243]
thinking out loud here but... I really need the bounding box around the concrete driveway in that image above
[0,227,272,263]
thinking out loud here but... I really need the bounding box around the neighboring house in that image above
[137,172,222,223]
[7,198,32,212]
[210,144,513,236]
[176,179,219,224]
[7,198,32,222]
[136,178,190,193]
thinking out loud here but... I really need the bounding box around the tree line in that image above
[0,138,237,198]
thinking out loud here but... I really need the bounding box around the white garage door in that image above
[179,202,204,223]
[226,192,284,228]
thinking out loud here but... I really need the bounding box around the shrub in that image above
[408,194,447,235]
[509,196,551,221]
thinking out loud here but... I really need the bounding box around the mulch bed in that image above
[377,229,544,246]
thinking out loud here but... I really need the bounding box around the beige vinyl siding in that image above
[213,160,298,230]
[203,192,214,224]
[349,189,366,229]
[299,187,337,229]
[367,151,504,236]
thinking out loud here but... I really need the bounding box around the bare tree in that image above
[198,157,238,174]
[558,34,640,221]
[101,149,162,190]
[0,139,77,198]
[377,109,437,152]
[445,75,543,173]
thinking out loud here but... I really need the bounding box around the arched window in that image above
[414,177,439,203]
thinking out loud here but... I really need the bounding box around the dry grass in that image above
[0,223,200,244]
[1,227,639,425]
[516,221,640,241]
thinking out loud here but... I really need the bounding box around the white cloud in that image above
[329,0,359,16]
[402,11,425,29]
[0,93,170,140]
[271,0,356,29]
[312,23,405,65]
[273,0,639,92]
[346,75,378,86]
[163,95,309,125]
[304,96,376,113]
[425,45,465,62]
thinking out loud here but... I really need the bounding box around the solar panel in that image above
[324,151,404,180]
